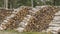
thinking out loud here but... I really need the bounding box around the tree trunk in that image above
[4,0,8,9]
[31,0,33,7]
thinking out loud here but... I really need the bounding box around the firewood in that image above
[0,6,29,30]
[23,6,59,32]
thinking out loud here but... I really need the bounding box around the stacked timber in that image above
[0,6,59,32]
[0,6,29,30]
[0,9,13,24]
[23,6,59,32]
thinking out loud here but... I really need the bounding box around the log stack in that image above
[0,6,59,32]
[0,6,29,30]
[0,9,13,24]
[23,6,59,32]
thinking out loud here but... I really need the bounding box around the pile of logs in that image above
[0,6,59,32]
[0,9,13,23]
[0,7,29,30]
[23,6,59,32]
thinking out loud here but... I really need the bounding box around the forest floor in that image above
[0,30,47,34]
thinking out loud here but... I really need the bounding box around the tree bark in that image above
[4,0,8,9]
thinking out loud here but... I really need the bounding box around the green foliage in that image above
[54,0,60,6]
[45,1,53,5]
[0,0,60,8]
[0,0,4,7]
[10,0,60,8]
[13,0,31,8]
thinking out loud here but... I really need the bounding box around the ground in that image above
[0,30,47,34]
